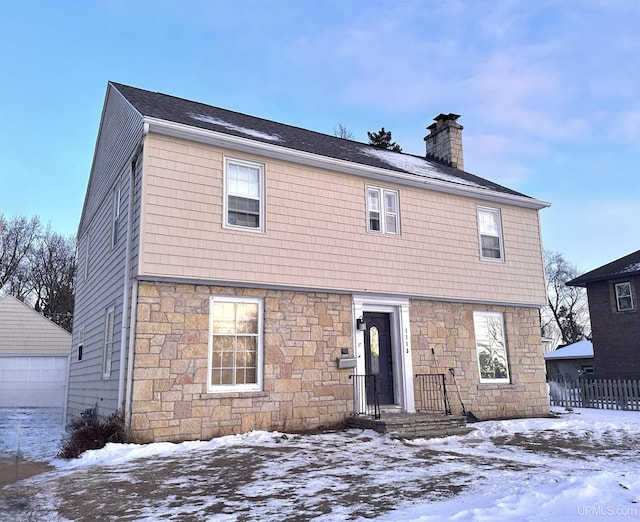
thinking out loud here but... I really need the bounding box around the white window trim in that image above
[352,295,415,413]
[78,327,85,361]
[473,311,510,384]
[111,185,121,248]
[223,157,265,233]
[207,296,264,393]
[615,282,634,311]
[103,306,115,379]
[83,231,90,281]
[477,206,505,261]
[366,186,400,235]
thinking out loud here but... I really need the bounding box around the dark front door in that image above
[363,312,394,405]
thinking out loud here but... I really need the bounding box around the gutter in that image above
[144,117,551,211]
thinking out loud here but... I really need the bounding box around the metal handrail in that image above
[415,373,452,415]
[349,374,381,419]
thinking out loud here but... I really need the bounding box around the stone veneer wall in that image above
[131,282,353,442]
[410,300,549,419]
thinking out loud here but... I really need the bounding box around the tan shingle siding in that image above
[139,134,546,305]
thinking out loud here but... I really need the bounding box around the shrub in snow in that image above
[58,411,129,459]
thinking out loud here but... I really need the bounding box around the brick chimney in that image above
[424,113,464,170]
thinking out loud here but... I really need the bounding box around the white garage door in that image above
[0,356,68,407]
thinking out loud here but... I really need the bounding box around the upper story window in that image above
[477,207,504,261]
[208,296,263,392]
[615,282,634,311]
[224,157,265,232]
[367,186,400,235]
[111,185,121,248]
[473,311,510,384]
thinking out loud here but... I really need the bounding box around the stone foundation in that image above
[129,282,548,442]
[130,282,353,442]
[410,300,549,420]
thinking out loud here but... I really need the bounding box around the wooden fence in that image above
[548,378,640,411]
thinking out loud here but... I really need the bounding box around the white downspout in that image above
[118,123,148,418]
[116,160,135,411]
[125,280,139,428]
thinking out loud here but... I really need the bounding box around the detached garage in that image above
[0,295,71,408]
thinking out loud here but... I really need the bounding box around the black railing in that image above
[349,374,381,419]
[415,373,451,415]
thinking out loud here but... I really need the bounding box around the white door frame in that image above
[352,295,415,413]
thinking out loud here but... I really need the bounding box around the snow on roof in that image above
[189,113,283,142]
[360,147,483,187]
[543,339,593,360]
[621,262,640,273]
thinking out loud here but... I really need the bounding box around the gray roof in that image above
[111,82,531,199]
[567,249,640,287]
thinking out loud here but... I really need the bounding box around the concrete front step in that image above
[346,412,473,440]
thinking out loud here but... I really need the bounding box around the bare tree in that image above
[30,228,76,331]
[0,214,41,293]
[543,249,590,347]
[334,123,355,140]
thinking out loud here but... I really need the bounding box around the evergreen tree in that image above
[367,127,402,152]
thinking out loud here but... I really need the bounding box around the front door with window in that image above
[363,312,394,405]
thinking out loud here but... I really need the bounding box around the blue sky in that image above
[1,0,638,272]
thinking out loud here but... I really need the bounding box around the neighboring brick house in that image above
[567,249,640,379]
[67,82,551,442]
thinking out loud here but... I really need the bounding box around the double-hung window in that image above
[78,327,85,361]
[615,282,634,311]
[208,296,263,392]
[473,311,510,383]
[102,306,115,379]
[111,185,121,247]
[224,158,265,231]
[367,186,400,234]
[477,207,504,261]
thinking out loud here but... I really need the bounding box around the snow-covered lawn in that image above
[1,408,639,521]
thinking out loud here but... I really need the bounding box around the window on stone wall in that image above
[473,311,510,383]
[615,282,634,311]
[208,296,263,392]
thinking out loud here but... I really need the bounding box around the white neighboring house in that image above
[0,295,71,408]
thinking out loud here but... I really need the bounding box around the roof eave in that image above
[567,270,640,287]
[145,117,551,211]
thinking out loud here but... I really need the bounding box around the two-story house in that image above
[567,249,640,379]
[68,82,551,442]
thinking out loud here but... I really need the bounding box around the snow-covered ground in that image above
[1,407,639,521]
